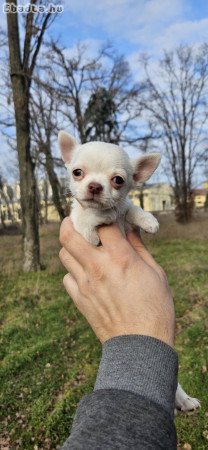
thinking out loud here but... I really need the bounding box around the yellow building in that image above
[0,179,70,225]
[193,189,207,208]
[1,179,207,226]
[129,183,175,212]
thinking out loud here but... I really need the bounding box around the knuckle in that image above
[63,273,68,285]
[59,230,66,246]
[114,251,131,270]
[59,247,65,261]
[87,253,105,281]
[158,265,167,280]
[59,218,72,246]
[79,276,89,294]
[89,261,104,281]
[59,230,70,246]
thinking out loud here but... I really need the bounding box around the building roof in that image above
[193,189,207,196]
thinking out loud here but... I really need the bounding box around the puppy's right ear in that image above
[58,131,77,163]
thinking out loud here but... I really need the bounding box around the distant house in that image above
[1,179,207,226]
[0,182,22,223]
[192,188,207,208]
[129,183,175,212]
[0,178,70,225]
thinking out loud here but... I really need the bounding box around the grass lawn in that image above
[0,213,208,450]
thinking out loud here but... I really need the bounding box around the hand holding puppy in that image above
[58,132,200,413]
[59,218,175,347]
[59,219,201,412]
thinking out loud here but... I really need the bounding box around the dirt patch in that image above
[155,211,208,240]
[0,433,11,450]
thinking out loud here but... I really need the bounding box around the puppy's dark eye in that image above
[72,169,83,178]
[112,176,124,185]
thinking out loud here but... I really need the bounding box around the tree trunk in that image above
[42,179,48,224]
[15,95,40,271]
[0,190,14,223]
[7,5,40,271]
[175,195,194,223]
[44,196,48,224]
[139,186,144,210]
[44,144,68,220]
[205,192,208,211]
[174,182,193,223]
[75,96,85,143]
[180,145,192,222]
[0,203,6,229]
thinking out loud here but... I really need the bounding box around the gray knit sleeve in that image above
[61,335,178,449]
[94,335,178,417]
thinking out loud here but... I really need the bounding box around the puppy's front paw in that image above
[103,212,117,224]
[85,231,100,246]
[84,229,100,246]
[90,234,100,246]
[175,395,201,413]
[140,213,159,234]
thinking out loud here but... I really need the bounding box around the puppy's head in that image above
[58,131,160,210]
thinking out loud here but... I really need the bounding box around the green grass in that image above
[0,216,208,450]
[144,221,208,450]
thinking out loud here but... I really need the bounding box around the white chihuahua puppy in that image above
[58,131,160,245]
[59,130,200,413]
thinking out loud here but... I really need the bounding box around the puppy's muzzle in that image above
[88,182,103,194]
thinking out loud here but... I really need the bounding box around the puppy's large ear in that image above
[58,131,78,163]
[133,153,161,184]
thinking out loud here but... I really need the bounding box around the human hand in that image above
[59,218,175,347]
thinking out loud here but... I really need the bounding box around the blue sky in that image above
[1,0,208,185]
[1,0,208,75]
[52,0,208,59]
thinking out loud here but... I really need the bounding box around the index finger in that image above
[59,217,99,267]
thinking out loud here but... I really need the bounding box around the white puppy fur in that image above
[58,130,200,413]
[58,131,160,245]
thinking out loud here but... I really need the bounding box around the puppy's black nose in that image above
[88,182,103,194]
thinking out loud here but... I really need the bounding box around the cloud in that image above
[63,0,183,46]
[63,0,208,57]
[64,0,182,31]
[155,18,208,51]
[127,16,208,81]
[63,38,103,60]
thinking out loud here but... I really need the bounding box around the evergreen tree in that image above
[84,88,119,143]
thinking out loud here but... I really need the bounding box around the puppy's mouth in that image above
[81,197,103,206]
[77,195,114,209]
[84,199,99,202]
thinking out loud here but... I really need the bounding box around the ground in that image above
[0,212,208,450]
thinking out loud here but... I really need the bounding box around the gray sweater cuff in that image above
[94,335,178,417]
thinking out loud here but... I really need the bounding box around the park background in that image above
[0,1,208,449]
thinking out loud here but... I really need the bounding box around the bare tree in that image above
[41,177,49,223]
[6,184,15,222]
[45,43,144,146]
[6,0,56,271]
[0,174,14,225]
[140,45,208,222]
[30,81,68,220]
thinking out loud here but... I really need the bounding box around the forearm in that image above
[61,335,178,449]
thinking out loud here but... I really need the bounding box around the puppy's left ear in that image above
[58,131,78,163]
[132,153,161,184]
